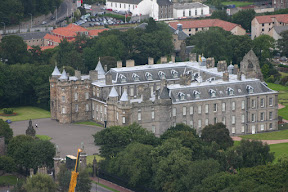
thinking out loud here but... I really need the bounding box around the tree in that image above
[211,10,231,21]
[23,174,57,192]
[232,9,256,32]
[201,123,234,150]
[253,35,275,63]
[0,119,13,144]
[228,35,253,64]
[7,135,34,157]
[278,30,288,57]
[0,155,16,173]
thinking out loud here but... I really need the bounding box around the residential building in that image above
[251,14,288,39]
[10,32,47,47]
[50,50,278,136]
[169,19,246,36]
[268,25,288,40]
[273,0,288,9]
[173,2,209,19]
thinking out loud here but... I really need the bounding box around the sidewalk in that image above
[90,177,134,192]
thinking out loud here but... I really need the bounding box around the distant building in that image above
[173,2,209,19]
[9,32,47,47]
[169,19,246,36]
[268,25,288,40]
[50,50,278,136]
[273,0,288,9]
[251,14,288,39]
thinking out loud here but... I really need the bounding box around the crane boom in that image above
[68,148,82,192]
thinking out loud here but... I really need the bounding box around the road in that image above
[91,183,114,192]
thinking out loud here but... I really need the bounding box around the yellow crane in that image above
[68,148,82,192]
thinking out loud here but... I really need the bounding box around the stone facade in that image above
[50,53,278,136]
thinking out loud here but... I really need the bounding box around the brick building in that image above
[50,51,278,136]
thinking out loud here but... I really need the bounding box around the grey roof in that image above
[109,87,119,97]
[95,60,105,75]
[173,2,207,9]
[107,0,141,4]
[52,66,61,76]
[59,69,68,80]
[274,26,288,35]
[157,0,172,6]
[169,25,189,40]
[160,87,170,99]
[120,90,128,101]
[169,80,273,103]
[13,32,48,40]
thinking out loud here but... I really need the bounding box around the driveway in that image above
[9,118,104,158]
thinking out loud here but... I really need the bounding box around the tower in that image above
[50,65,61,120]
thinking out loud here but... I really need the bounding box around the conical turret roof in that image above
[120,90,128,101]
[52,66,61,76]
[59,69,68,80]
[95,58,105,76]
[108,87,118,97]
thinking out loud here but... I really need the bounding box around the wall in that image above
[173,6,209,19]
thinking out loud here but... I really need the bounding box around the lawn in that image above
[36,135,52,141]
[269,143,288,162]
[87,155,105,165]
[74,121,103,127]
[222,1,253,7]
[240,130,288,140]
[0,106,50,121]
[0,175,18,186]
[267,83,288,91]
[92,181,120,192]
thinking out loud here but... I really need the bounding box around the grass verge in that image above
[0,106,50,121]
[87,155,105,165]
[0,175,18,186]
[92,181,120,192]
[269,143,288,162]
[221,1,253,7]
[36,135,52,141]
[74,121,103,127]
[240,130,288,140]
[267,82,288,91]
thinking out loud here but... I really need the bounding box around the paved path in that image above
[232,136,288,145]
[10,118,104,158]
[91,177,134,192]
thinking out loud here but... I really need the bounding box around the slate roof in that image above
[255,14,288,24]
[173,2,208,9]
[107,0,142,4]
[59,69,68,80]
[169,25,189,40]
[14,32,48,40]
[52,66,61,76]
[95,60,106,76]
[109,87,119,97]
[169,80,275,103]
[157,0,172,6]
[274,26,288,35]
[120,90,129,101]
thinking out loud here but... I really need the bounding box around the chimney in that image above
[237,71,242,81]
[105,72,113,85]
[171,55,175,63]
[234,64,239,74]
[223,71,229,81]
[148,57,154,65]
[104,65,107,72]
[217,60,227,72]
[206,57,215,68]
[75,70,81,80]
[177,23,183,31]
[126,59,135,67]
[189,53,197,62]
[89,70,98,81]
[117,61,122,68]
[160,56,167,64]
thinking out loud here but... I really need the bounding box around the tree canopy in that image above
[0,119,13,144]
[23,173,57,192]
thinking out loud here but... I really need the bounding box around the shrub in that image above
[3,108,14,114]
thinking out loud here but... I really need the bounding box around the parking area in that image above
[10,118,104,158]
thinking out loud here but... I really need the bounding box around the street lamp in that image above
[1,22,5,34]
[53,6,58,24]
[28,13,32,28]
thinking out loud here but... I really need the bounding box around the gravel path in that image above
[232,136,288,145]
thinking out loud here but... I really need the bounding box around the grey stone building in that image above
[50,51,278,136]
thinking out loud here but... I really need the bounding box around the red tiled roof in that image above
[41,46,56,51]
[169,19,244,32]
[88,28,109,36]
[255,14,288,24]
[27,45,33,50]
[52,24,88,37]
[44,33,62,43]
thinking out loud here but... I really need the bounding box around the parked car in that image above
[5,119,12,124]
[42,21,47,25]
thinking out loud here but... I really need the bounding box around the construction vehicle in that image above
[68,148,82,192]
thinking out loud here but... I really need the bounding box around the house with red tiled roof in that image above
[251,14,288,40]
[168,19,246,36]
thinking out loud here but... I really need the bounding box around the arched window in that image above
[209,89,216,97]
[178,92,185,100]
[246,85,254,94]
[145,72,153,81]
[158,71,166,80]
[193,90,200,99]
[171,69,178,78]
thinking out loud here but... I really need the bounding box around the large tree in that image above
[278,30,288,57]
[253,34,275,63]
[0,119,13,144]
[232,9,256,32]
[23,173,57,192]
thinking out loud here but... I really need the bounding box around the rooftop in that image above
[52,24,88,37]
[173,2,208,9]
[255,14,288,24]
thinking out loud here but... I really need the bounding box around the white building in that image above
[106,0,152,16]
[173,2,209,19]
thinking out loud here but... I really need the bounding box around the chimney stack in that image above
[117,61,122,68]
[126,59,135,67]
[234,64,239,74]
[223,71,229,81]
[189,53,197,62]
[171,55,175,63]
[160,56,167,64]
[177,23,183,31]
[105,72,113,85]
[237,71,242,81]
[89,70,98,81]
[75,70,81,80]
[148,57,154,65]
[104,65,108,72]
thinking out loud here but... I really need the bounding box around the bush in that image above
[3,108,14,114]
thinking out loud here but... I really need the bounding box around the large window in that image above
[242,114,245,123]
[173,108,176,116]
[269,112,273,120]
[241,101,245,109]
[62,96,65,102]
[251,114,255,122]
[183,107,187,116]
[138,111,141,121]
[260,98,265,107]
[252,99,256,108]
[205,119,209,126]
[205,105,209,113]
[198,119,201,128]
[75,104,79,112]
[222,103,226,112]
[74,93,78,101]
[261,112,265,121]
[232,101,236,110]
[198,106,202,114]
[213,103,217,112]
[269,98,273,106]
[190,106,193,115]
[232,115,235,124]
[85,92,89,100]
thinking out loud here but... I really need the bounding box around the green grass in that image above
[279,72,288,77]
[36,135,52,141]
[279,107,288,120]
[221,1,253,7]
[234,140,240,146]
[0,106,50,121]
[74,121,103,127]
[267,83,288,91]
[270,143,288,162]
[0,175,18,186]
[87,155,105,165]
[92,181,120,192]
[240,130,288,140]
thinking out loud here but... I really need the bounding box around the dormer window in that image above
[246,85,254,94]
[171,69,178,78]
[119,74,126,83]
[209,89,216,97]
[193,90,200,99]
[193,72,199,79]
[227,87,234,96]
[145,72,153,81]
[206,77,215,82]
[158,71,166,80]
[178,92,185,100]
[132,73,140,81]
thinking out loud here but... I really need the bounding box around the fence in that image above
[0,27,53,35]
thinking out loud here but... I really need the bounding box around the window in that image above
[194,90,200,99]
[214,104,217,112]
[152,110,155,120]
[232,127,235,134]
[189,10,191,16]
[96,105,98,111]
[262,28,264,32]
[183,107,187,116]
[261,124,265,131]
[222,103,226,112]
[196,28,198,31]
[85,92,89,100]
[171,69,178,78]
[214,117,217,124]
[260,98,264,107]
[138,111,141,121]
[62,107,66,114]
[209,89,216,97]
[75,104,79,112]
[122,116,126,124]
[261,112,265,121]
[269,112,273,120]
[232,116,235,124]
[152,126,156,133]
[269,123,273,129]
[92,103,94,110]
[183,10,185,16]
[242,114,245,123]
[173,108,176,116]
[232,102,236,110]
[201,9,203,15]
[251,114,255,122]
[130,87,134,96]
[190,106,193,115]
[132,73,140,81]
[205,119,208,126]
[242,125,245,133]
[116,112,119,120]
[205,104,209,113]
[247,85,254,94]
[145,72,153,81]
[62,96,65,102]
[252,99,256,108]
[262,23,264,26]
[178,92,185,101]
[241,101,245,109]
[86,104,89,111]
[74,93,78,101]
[119,74,126,83]
[198,119,201,128]
[195,9,197,15]
[190,120,193,127]
[222,117,226,125]
[227,88,234,95]
[198,106,202,114]
[158,71,166,79]
[269,98,273,106]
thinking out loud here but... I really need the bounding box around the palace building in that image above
[50,50,278,136]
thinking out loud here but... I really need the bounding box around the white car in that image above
[42,21,47,25]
